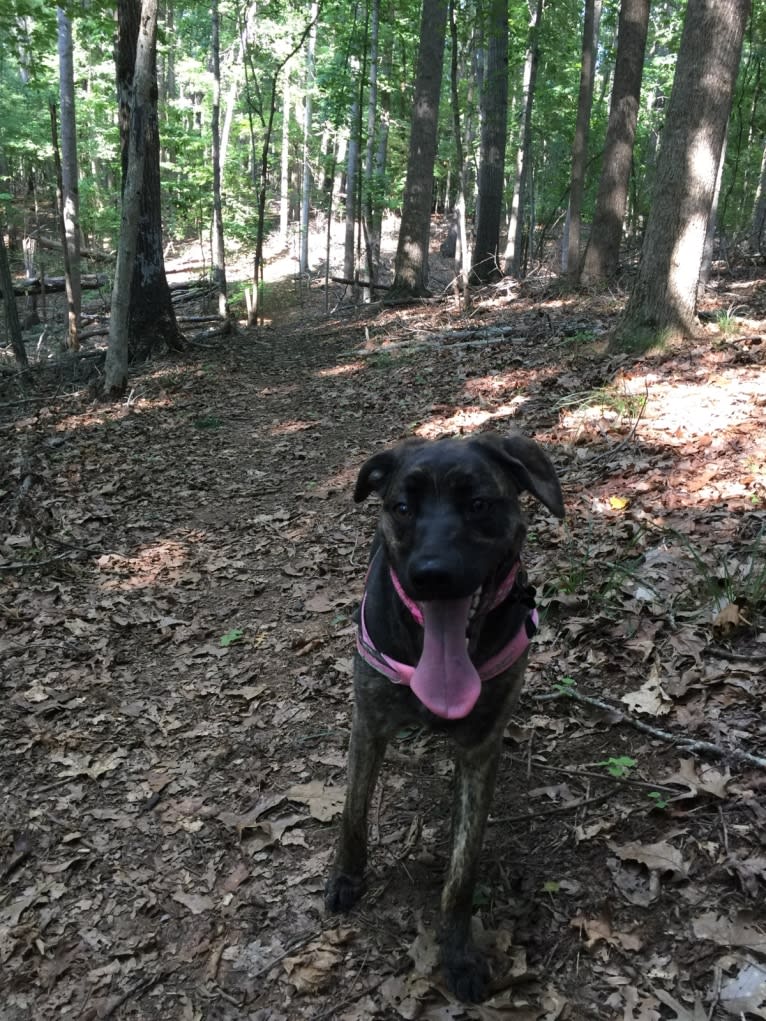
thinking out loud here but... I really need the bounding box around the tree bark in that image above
[616,0,750,346]
[0,230,28,371]
[504,0,544,277]
[363,0,381,296]
[211,0,228,319]
[299,2,318,275]
[106,0,158,396]
[471,0,509,284]
[116,0,184,362]
[564,0,601,279]
[448,0,469,289]
[56,7,81,348]
[279,75,291,249]
[749,139,766,254]
[390,0,449,298]
[343,97,360,284]
[580,0,650,285]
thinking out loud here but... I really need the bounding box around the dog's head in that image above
[354,432,564,602]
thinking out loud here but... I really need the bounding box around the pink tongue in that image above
[410,597,480,719]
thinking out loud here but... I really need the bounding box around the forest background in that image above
[1,0,764,380]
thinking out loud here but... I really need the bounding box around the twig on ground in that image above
[491,789,615,825]
[537,687,766,770]
[99,969,170,1019]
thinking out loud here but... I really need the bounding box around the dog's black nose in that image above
[409,559,454,595]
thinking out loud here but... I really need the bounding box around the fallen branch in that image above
[331,275,391,290]
[536,687,766,770]
[355,323,526,356]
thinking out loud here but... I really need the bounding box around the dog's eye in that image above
[469,498,489,514]
[393,501,412,520]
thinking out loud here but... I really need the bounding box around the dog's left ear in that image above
[475,433,565,519]
[354,450,398,502]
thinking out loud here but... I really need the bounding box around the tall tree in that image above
[504,0,544,276]
[617,0,750,346]
[299,2,318,276]
[105,0,158,396]
[579,0,650,286]
[116,0,184,361]
[211,0,228,319]
[563,0,601,279]
[0,228,28,372]
[56,7,81,349]
[471,0,509,284]
[390,0,449,298]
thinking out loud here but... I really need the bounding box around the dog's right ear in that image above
[354,450,397,502]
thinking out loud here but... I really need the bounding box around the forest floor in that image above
[2,229,766,1021]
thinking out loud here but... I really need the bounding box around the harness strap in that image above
[356,559,537,689]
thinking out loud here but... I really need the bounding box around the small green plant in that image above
[598,755,637,779]
[554,675,577,694]
[647,791,669,810]
[220,628,244,647]
[542,879,560,894]
[716,304,743,336]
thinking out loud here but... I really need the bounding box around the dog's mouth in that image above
[410,593,482,721]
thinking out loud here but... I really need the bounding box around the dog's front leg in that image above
[325,699,388,913]
[440,737,503,1002]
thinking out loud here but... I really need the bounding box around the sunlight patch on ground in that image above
[416,398,527,438]
[316,362,365,378]
[269,419,324,436]
[96,540,190,591]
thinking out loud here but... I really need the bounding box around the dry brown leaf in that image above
[285,780,346,821]
[608,839,688,877]
[692,911,766,951]
[172,890,214,915]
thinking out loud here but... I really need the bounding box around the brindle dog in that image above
[325,432,564,1002]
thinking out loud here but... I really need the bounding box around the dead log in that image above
[3,274,109,297]
[34,235,114,263]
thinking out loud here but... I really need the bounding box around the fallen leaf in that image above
[692,911,766,951]
[609,840,688,878]
[285,781,346,821]
[172,890,214,915]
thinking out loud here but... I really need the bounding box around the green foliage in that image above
[219,627,244,646]
[597,755,636,779]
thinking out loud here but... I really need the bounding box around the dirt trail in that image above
[2,276,766,1020]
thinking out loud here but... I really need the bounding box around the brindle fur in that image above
[325,433,564,1002]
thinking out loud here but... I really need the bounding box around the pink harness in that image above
[356,559,537,689]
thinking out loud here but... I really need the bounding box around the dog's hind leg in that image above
[325,700,389,913]
[440,737,503,1002]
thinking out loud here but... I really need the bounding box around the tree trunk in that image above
[390,0,449,298]
[564,0,601,279]
[471,0,509,284]
[106,0,158,396]
[116,0,184,362]
[49,102,79,352]
[211,0,228,319]
[279,75,291,249]
[504,0,544,277]
[698,127,728,295]
[343,97,360,283]
[616,0,750,347]
[299,3,318,275]
[448,0,469,289]
[362,0,381,296]
[580,0,650,285]
[56,7,81,348]
[0,229,28,371]
[749,139,766,254]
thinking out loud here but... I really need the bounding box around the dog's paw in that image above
[442,944,491,1003]
[324,871,363,913]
